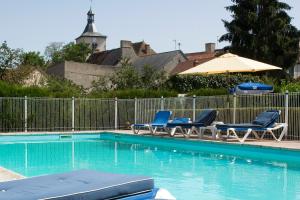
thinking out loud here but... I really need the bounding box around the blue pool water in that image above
[1,133,300,200]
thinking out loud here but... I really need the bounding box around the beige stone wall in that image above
[64,61,115,88]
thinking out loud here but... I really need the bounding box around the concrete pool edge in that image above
[1,130,300,151]
[0,167,25,182]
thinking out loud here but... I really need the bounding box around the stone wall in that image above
[47,61,116,88]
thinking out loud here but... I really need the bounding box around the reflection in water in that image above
[0,140,300,200]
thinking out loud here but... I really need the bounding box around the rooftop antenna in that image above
[90,0,93,9]
[178,42,181,50]
[173,40,177,50]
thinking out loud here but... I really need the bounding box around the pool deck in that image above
[0,167,24,182]
[1,129,300,182]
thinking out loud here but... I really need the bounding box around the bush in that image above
[88,89,177,99]
[46,76,84,97]
[0,81,49,97]
[280,82,300,92]
[166,74,263,92]
[187,88,228,96]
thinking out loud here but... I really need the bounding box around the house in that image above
[171,43,224,75]
[288,42,300,79]
[4,66,47,87]
[88,40,187,74]
[47,7,188,88]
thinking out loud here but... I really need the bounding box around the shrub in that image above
[280,82,300,92]
[166,74,263,92]
[187,88,228,96]
[88,89,177,99]
[0,81,49,97]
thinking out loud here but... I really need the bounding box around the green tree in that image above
[44,42,64,64]
[44,42,91,64]
[62,42,91,62]
[111,61,141,89]
[220,0,300,70]
[21,51,45,67]
[140,65,167,89]
[0,41,23,79]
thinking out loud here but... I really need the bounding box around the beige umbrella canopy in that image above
[179,53,282,75]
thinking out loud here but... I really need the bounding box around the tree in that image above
[44,42,64,64]
[0,41,23,79]
[44,42,91,64]
[220,0,300,70]
[62,42,91,63]
[140,65,167,89]
[21,51,45,67]
[110,61,141,89]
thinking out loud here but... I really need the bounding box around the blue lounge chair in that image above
[131,110,172,134]
[216,110,287,143]
[0,170,175,200]
[166,117,191,136]
[166,109,218,137]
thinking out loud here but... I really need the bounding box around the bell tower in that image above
[76,6,107,52]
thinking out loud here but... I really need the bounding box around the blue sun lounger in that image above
[216,110,287,143]
[0,170,175,200]
[166,109,218,137]
[131,111,172,134]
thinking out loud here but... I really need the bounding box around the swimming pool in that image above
[0,132,300,200]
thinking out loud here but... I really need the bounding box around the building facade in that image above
[48,8,190,88]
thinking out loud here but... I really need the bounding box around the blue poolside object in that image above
[131,110,172,134]
[231,82,273,94]
[0,170,172,200]
[166,109,217,137]
[216,110,287,143]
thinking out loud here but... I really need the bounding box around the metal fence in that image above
[0,92,300,140]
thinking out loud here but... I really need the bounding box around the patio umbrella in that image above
[179,53,282,75]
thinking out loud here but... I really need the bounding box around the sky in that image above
[1,0,299,54]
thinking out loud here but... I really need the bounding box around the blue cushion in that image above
[195,109,217,126]
[252,110,280,127]
[166,117,190,128]
[152,111,172,124]
[216,123,265,131]
[0,170,154,200]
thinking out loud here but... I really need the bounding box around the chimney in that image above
[145,44,150,55]
[120,40,132,48]
[120,40,136,61]
[205,43,216,53]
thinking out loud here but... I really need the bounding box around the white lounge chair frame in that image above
[217,123,288,143]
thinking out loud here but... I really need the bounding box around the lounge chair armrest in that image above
[212,121,224,126]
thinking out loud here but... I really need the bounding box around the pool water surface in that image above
[0,133,300,200]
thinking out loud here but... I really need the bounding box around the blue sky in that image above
[1,0,299,54]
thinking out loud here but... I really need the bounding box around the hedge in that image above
[166,74,263,92]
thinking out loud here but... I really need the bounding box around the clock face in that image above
[92,38,97,43]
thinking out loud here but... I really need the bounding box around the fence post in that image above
[285,91,289,139]
[134,97,137,124]
[72,97,75,131]
[24,96,28,132]
[115,97,118,130]
[161,96,164,110]
[192,95,196,121]
[233,93,237,124]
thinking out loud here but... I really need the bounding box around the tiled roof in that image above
[87,41,155,65]
[132,42,156,56]
[132,50,185,71]
[88,48,122,65]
